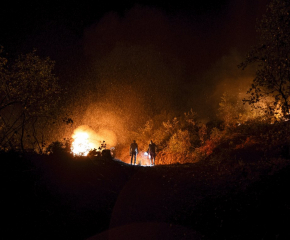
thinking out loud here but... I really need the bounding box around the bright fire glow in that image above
[71,125,117,157]
[71,132,92,156]
[138,151,153,166]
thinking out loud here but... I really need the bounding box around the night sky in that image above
[0,0,271,139]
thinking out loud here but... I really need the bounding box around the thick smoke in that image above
[80,3,265,119]
[188,50,256,121]
[59,1,267,146]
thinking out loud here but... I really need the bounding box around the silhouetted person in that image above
[130,140,138,165]
[148,140,157,166]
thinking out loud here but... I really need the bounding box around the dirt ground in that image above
[3,153,290,239]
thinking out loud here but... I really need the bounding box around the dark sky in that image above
[0,0,268,57]
[0,0,271,128]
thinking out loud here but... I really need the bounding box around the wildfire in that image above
[71,131,92,156]
[70,125,117,157]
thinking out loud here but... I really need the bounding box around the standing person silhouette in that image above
[148,140,157,166]
[130,140,138,165]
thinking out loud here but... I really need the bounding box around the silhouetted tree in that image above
[240,0,290,118]
[0,49,61,152]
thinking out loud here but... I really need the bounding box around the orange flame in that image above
[71,131,93,156]
[70,125,117,157]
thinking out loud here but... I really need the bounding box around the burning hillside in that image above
[71,125,117,156]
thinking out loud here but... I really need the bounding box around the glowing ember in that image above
[71,132,92,156]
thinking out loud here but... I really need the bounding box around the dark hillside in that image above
[2,151,290,240]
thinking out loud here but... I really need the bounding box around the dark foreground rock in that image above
[2,153,290,239]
